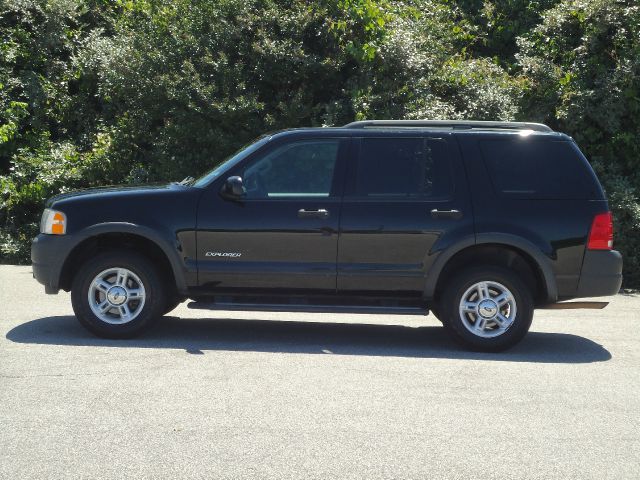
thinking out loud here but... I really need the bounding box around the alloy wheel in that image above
[458,281,517,338]
[87,267,146,324]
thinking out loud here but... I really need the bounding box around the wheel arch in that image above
[59,223,187,294]
[425,234,558,304]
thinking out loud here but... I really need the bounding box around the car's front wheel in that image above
[71,251,165,338]
[440,266,534,351]
[162,293,184,316]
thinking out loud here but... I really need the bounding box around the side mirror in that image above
[221,175,246,199]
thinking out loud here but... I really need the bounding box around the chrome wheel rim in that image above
[88,268,146,324]
[459,281,517,338]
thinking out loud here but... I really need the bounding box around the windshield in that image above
[192,134,273,187]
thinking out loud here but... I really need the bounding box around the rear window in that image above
[351,137,453,198]
[480,138,601,199]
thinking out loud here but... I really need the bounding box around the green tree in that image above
[517,0,640,286]
[1,0,637,289]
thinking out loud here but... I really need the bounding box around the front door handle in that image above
[298,208,330,219]
[431,209,463,220]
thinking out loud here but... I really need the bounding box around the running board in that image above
[539,301,609,310]
[187,302,428,316]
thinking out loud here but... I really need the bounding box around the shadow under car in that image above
[5,314,612,364]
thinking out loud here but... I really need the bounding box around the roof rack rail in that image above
[343,120,553,133]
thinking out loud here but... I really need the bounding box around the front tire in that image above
[440,266,533,351]
[162,293,183,316]
[71,251,165,338]
[429,301,443,323]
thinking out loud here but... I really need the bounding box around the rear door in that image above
[337,132,473,295]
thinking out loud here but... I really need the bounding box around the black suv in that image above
[31,120,623,351]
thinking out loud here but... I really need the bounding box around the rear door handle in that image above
[298,208,330,219]
[431,209,463,220]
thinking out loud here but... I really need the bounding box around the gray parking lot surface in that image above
[1,265,639,479]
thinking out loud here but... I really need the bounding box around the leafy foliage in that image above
[0,0,638,287]
[456,0,562,64]
[517,0,640,285]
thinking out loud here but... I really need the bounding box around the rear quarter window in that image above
[480,138,602,199]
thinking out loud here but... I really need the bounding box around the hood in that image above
[46,182,189,208]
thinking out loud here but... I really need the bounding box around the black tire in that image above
[71,251,166,339]
[162,294,183,316]
[440,266,533,352]
[429,301,443,323]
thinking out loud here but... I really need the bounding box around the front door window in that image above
[242,140,340,199]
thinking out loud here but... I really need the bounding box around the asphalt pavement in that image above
[1,265,639,479]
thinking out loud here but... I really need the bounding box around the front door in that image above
[337,133,473,295]
[196,136,349,293]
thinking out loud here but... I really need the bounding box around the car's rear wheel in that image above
[71,251,165,338]
[440,266,533,351]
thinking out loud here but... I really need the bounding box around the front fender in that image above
[65,222,190,294]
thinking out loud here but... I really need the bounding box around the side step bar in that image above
[187,302,429,316]
[188,300,608,313]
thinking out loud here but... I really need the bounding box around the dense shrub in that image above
[517,0,640,286]
[456,0,562,64]
[0,0,120,261]
[0,0,638,288]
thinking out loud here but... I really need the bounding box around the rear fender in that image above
[424,233,558,302]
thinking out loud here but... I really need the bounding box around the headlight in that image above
[40,208,67,235]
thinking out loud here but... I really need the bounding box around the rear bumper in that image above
[575,250,623,297]
[31,234,74,294]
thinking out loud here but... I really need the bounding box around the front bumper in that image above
[31,234,75,294]
[575,250,623,297]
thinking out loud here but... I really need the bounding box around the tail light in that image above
[587,212,613,250]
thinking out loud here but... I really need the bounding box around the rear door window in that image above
[349,137,453,199]
[480,138,600,199]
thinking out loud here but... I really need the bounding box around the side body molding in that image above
[423,233,558,303]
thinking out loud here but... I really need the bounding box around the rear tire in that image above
[440,266,533,351]
[71,251,165,338]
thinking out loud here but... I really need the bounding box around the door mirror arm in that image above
[220,176,246,200]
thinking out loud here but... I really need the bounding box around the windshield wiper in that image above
[177,176,195,186]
